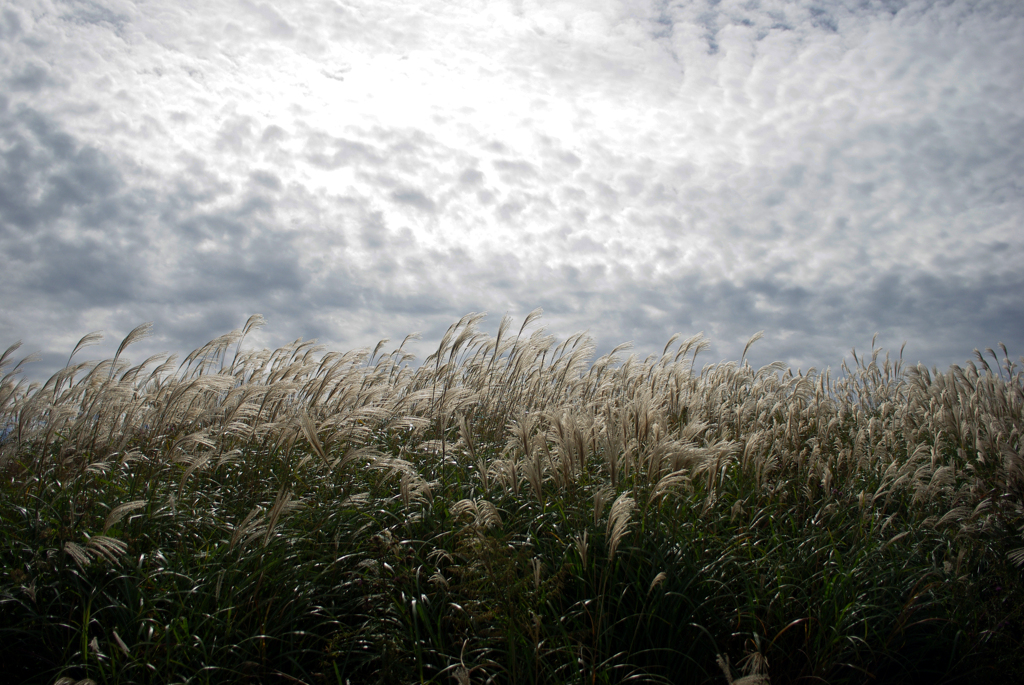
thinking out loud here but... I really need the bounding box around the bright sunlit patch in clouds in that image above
[1,0,1022,380]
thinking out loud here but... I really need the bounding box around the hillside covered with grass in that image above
[1,312,1022,684]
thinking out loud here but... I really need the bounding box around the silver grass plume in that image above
[109,322,153,381]
[606,492,635,561]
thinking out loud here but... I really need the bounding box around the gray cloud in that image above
[492,159,539,184]
[390,188,436,213]
[458,168,484,186]
[9,61,59,93]
[1,0,1022,384]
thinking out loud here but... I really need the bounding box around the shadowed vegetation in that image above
[1,312,1022,684]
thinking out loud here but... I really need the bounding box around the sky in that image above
[1,0,1023,383]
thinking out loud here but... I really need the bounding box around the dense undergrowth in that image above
[1,312,1022,684]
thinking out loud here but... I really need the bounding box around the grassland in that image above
[1,311,1022,684]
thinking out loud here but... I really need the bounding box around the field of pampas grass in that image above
[1,311,1022,685]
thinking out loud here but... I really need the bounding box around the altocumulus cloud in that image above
[1,0,1023,380]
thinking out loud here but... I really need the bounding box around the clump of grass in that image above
[1,314,1022,684]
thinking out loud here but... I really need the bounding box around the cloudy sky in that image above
[2,0,1023,381]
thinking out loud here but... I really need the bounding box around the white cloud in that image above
[1,0,1022,380]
